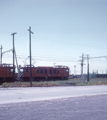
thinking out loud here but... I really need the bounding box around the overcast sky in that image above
[0,0,107,74]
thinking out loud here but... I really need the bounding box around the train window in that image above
[20,69,24,72]
[10,69,13,72]
[41,70,43,74]
[45,70,47,73]
[50,70,52,74]
[25,69,28,72]
[37,70,39,73]
[66,70,69,73]
[57,70,59,73]
[53,69,56,74]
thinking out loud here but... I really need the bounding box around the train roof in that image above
[0,64,13,67]
[20,65,68,69]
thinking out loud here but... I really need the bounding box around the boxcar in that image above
[20,65,69,81]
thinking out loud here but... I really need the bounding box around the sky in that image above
[0,0,107,74]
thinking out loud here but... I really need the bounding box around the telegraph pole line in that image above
[28,26,34,87]
[79,54,107,81]
[11,33,17,82]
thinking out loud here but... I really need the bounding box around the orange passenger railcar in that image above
[20,65,69,81]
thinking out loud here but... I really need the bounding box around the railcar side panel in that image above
[20,66,69,80]
[0,67,13,78]
[0,65,14,83]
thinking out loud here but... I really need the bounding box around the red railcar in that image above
[0,64,14,83]
[20,65,69,81]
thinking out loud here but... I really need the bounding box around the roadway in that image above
[0,85,107,104]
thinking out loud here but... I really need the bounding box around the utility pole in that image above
[11,33,17,82]
[74,65,76,76]
[106,57,107,79]
[87,54,89,81]
[79,53,86,83]
[0,45,3,64]
[81,53,84,77]
[54,63,56,67]
[28,26,34,87]
[81,53,85,83]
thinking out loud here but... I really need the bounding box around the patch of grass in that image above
[2,82,7,87]
[1,78,107,87]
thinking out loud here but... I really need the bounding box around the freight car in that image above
[19,65,69,81]
[0,64,14,83]
[96,74,107,78]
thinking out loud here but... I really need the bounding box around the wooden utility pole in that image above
[28,26,34,87]
[11,33,17,82]
[87,54,89,81]
[79,53,86,83]
[0,45,3,64]
[81,53,84,77]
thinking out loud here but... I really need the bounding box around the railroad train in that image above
[96,74,107,78]
[0,64,69,83]
[20,65,69,81]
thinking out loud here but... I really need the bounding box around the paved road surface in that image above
[0,85,107,104]
[0,85,107,120]
[0,95,107,120]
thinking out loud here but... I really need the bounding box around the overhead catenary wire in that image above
[3,53,107,63]
[2,45,107,75]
